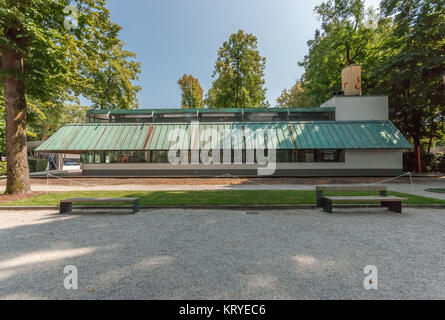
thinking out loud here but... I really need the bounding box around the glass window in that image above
[81,149,345,164]
[323,150,336,161]
[130,151,147,163]
[316,150,345,162]
[305,151,315,162]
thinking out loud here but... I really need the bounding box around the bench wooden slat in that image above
[316,185,387,192]
[324,196,407,202]
[60,198,138,203]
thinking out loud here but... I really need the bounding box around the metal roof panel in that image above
[36,121,412,153]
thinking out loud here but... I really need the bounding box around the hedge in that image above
[28,159,48,173]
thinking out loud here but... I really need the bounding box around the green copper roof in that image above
[36,121,412,153]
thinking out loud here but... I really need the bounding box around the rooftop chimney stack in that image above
[342,64,362,96]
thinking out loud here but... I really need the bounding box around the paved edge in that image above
[0,204,445,211]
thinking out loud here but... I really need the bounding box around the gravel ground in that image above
[0,208,444,300]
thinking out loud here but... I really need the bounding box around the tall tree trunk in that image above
[427,136,433,154]
[1,45,31,194]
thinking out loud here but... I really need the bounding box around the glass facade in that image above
[81,150,345,164]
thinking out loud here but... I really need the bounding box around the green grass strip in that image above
[1,190,445,207]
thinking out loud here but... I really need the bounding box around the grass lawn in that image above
[426,188,445,194]
[1,190,445,206]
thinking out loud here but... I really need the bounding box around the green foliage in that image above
[0,161,5,175]
[0,0,110,102]
[0,0,141,194]
[27,102,89,140]
[276,81,312,108]
[299,0,386,105]
[206,30,268,108]
[177,74,204,109]
[438,155,445,173]
[28,158,48,172]
[0,0,142,129]
[83,40,142,109]
[299,0,445,150]
[367,0,445,148]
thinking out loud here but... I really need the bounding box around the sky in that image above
[105,0,381,109]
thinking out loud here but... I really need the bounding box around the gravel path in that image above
[1,208,444,299]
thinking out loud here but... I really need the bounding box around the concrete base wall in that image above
[81,149,404,177]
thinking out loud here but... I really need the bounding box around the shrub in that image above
[403,152,417,172]
[422,153,437,173]
[437,154,445,173]
[403,151,441,172]
[28,159,48,172]
[0,161,6,175]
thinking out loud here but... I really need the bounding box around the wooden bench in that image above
[315,186,407,214]
[60,198,140,214]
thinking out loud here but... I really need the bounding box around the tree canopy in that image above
[368,0,445,151]
[206,30,268,108]
[276,81,312,108]
[177,74,204,109]
[82,39,141,110]
[0,0,141,194]
[295,0,444,152]
[298,0,386,105]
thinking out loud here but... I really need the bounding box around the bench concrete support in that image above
[386,201,402,213]
[132,199,140,214]
[316,191,323,207]
[323,199,333,214]
[60,202,72,214]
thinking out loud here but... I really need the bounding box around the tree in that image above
[299,0,444,160]
[0,0,125,194]
[83,39,141,110]
[299,0,385,105]
[177,74,204,109]
[276,81,312,108]
[367,0,445,153]
[206,30,268,109]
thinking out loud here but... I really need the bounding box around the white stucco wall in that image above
[321,96,389,121]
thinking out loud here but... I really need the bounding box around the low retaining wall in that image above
[1,204,444,211]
